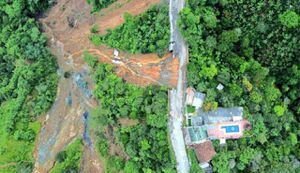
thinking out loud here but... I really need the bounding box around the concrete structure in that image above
[184,126,208,145]
[191,107,244,125]
[186,87,205,109]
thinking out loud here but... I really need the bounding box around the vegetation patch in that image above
[90,4,170,56]
[0,1,58,172]
[180,1,299,172]
[84,52,176,172]
[51,139,83,173]
[87,0,117,13]
[188,149,203,173]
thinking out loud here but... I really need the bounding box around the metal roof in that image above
[187,126,208,142]
[194,107,243,124]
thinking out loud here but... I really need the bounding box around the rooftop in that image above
[193,141,216,163]
[184,126,208,144]
[190,107,244,125]
[186,87,205,109]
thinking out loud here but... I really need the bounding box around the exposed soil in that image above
[71,47,178,87]
[34,0,178,172]
[33,37,102,173]
[41,0,161,53]
[41,0,178,87]
[118,118,139,127]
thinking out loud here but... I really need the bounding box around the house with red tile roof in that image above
[192,141,216,163]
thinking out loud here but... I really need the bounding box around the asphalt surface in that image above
[168,0,190,172]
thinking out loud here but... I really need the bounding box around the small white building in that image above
[186,87,206,109]
[216,83,224,91]
[113,49,119,57]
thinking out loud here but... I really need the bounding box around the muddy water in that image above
[33,38,102,172]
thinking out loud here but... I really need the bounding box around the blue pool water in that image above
[221,125,240,133]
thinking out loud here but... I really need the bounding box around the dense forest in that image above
[0,1,58,172]
[85,54,176,172]
[179,0,299,172]
[90,4,170,56]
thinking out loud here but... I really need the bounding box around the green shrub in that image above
[51,139,83,173]
[90,24,99,33]
[97,137,109,157]
[83,51,98,68]
[279,10,299,28]
[87,0,117,13]
[106,156,125,173]
[187,105,196,113]
[188,149,203,173]
[124,161,139,173]
[90,35,102,46]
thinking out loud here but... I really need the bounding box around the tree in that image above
[93,5,170,57]
[274,105,285,116]
[279,10,299,28]
[203,8,217,28]
[124,161,139,173]
[90,63,176,172]
[0,1,58,171]
[56,151,67,163]
[180,1,299,172]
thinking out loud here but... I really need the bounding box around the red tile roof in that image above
[192,141,216,163]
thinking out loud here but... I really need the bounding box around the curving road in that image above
[169,0,190,172]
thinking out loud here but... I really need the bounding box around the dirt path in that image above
[34,0,178,172]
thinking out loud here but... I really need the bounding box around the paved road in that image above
[169,0,190,173]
